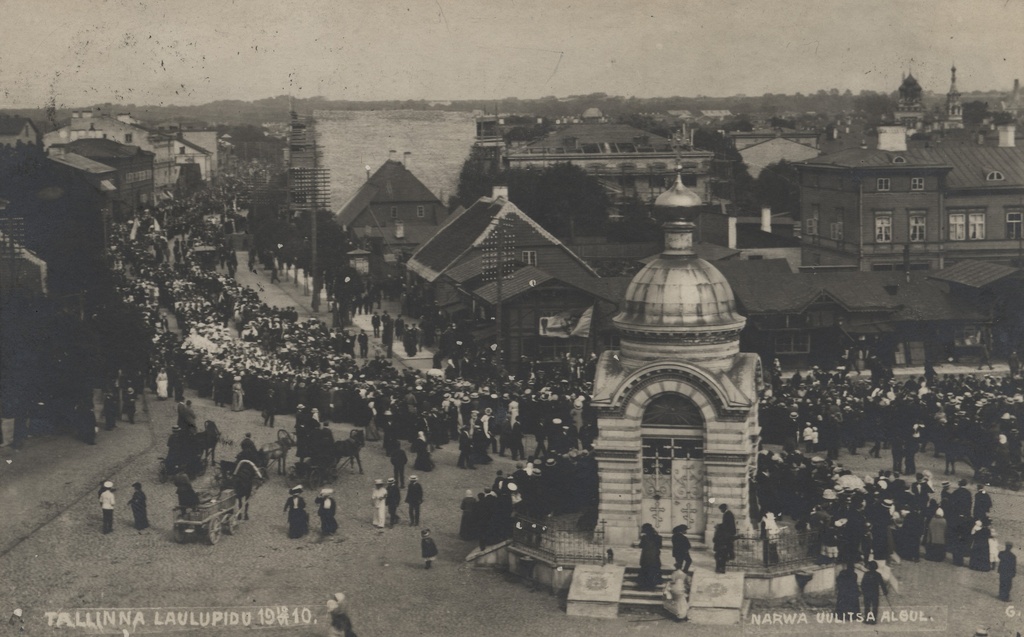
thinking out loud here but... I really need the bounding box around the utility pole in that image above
[310,124,319,313]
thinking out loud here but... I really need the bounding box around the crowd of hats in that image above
[761,366,1023,484]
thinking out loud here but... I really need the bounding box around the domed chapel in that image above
[591,174,761,546]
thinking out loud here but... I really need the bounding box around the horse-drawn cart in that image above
[172,488,242,545]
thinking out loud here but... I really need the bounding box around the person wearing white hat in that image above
[284,486,308,539]
[99,481,116,534]
[325,593,355,637]
[315,488,337,536]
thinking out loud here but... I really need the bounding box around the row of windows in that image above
[876,177,926,191]
[874,211,1023,243]
[807,205,1024,242]
[808,173,1004,191]
[124,169,152,184]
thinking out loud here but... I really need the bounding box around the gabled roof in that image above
[407,195,599,282]
[737,136,820,152]
[175,137,211,154]
[928,260,1020,288]
[336,160,441,228]
[49,153,115,175]
[0,116,37,136]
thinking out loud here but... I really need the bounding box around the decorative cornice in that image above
[618,328,743,346]
[604,367,750,420]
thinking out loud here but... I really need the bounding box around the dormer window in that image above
[892,156,906,164]
[987,171,1005,181]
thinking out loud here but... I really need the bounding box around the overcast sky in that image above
[2,0,1022,109]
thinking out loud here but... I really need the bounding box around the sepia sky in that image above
[2,0,1022,109]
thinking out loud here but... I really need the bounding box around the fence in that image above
[510,514,607,566]
[731,529,821,571]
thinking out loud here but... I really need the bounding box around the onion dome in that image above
[654,173,702,209]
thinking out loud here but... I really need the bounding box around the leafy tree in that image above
[962,101,989,125]
[754,161,801,218]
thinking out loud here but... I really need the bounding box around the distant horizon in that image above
[3,0,1021,111]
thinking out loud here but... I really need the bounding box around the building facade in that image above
[0,116,41,147]
[797,125,1024,270]
[49,138,154,216]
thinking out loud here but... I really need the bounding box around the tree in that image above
[962,101,989,126]
[754,161,801,218]
[451,157,501,211]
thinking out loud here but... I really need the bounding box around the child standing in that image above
[421,528,438,569]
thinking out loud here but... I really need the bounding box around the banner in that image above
[538,306,593,339]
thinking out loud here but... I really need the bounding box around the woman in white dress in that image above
[156,368,169,400]
[662,567,690,621]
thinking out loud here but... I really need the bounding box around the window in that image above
[124,133,133,144]
[876,177,891,191]
[911,177,924,191]
[390,206,398,219]
[987,171,1005,181]
[1007,210,1023,239]
[969,213,986,240]
[416,205,425,218]
[830,221,844,241]
[893,156,907,164]
[179,146,186,155]
[909,214,926,242]
[805,204,819,235]
[774,333,810,354]
[875,214,892,243]
[948,213,966,240]
[522,250,537,266]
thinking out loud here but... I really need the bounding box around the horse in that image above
[194,420,221,465]
[259,430,295,476]
[335,429,365,474]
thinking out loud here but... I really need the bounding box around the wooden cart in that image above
[172,488,243,545]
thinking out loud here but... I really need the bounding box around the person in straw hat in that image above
[315,488,337,536]
[284,485,308,539]
[99,481,116,534]
[325,593,356,637]
[371,479,387,529]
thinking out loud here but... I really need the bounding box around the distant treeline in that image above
[2,88,1014,130]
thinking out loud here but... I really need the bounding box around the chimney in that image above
[761,207,772,233]
[394,220,405,240]
[388,149,397,162]
[403,151,411,168]
[492,185,509,200]
[876,126,907,152]
[998,124,1016,148]
[727,215,737,249]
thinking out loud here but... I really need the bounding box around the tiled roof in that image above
[407,196,599,283]
[522,123,673,151]
[801,145,1024,188]
[49,153,115,174]
[927,260,1020,288]
[176,137,211,154]
[469,266,554,304]
[336,160,441,228]
[723,270,983,321]
[444,254,483,284]
[407,198,505,281]
[639,242,741,264]
[61,138,152,159]
[0,116,35,136]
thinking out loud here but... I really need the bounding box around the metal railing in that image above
[510,514,607,566]
[730,529,821,571]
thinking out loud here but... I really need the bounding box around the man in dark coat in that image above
[357,330,369,359]
[385,478,402,528]
[671,524,692,573]
[999,541,1016,602]
[719,504,736,560]
[835,563,860,617]
[861,561,887,623]
[406,476,424,526]
[390,445,408,488]
[974,484,993,520]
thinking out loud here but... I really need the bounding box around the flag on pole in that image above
[538,306,593,338]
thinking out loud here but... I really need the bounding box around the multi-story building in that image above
[43,110,214,188]
[505,113,712,207]
[797,125,1024,271]
[729,129,821,177]
[336,151,447,258]
[48,138,154,216]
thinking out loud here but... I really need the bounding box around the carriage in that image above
[158,420,221,483]
[287,429,364,490]
[172,459,265,545]
[171,488,243,545]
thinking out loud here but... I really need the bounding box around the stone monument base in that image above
[688,570,745,625]
[566,564,625,619]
